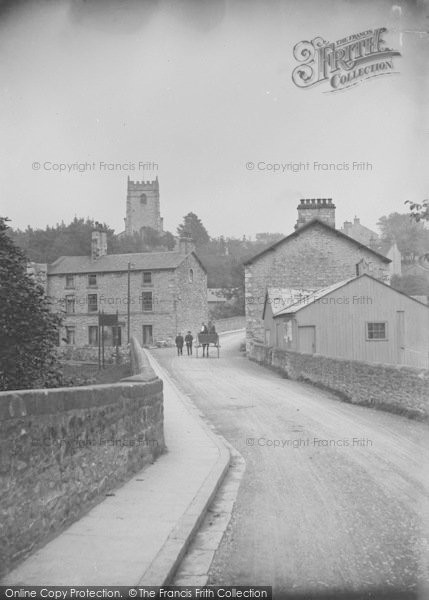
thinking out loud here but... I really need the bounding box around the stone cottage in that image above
[46,231,208,347]
[244,199,391,349]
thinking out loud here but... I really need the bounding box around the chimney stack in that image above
[175,234,195,255]
[295,198,336,229]
[91,230,107,260]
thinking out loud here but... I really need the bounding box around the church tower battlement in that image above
[124,176,163,235]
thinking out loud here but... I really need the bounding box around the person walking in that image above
[200,322,209,357]
[185,331,193,355]
[175,332,184,356]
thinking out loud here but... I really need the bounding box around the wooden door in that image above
[298,326,316,354]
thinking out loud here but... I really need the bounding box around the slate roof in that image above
[244,219,391,265]
[263,287,315,318]
[274,274,429,316]
[48,251,204,275]
[274,277,356,316]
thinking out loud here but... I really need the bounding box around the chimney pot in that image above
[296,196,336,229]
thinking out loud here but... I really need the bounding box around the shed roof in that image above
[274,274,429,317]
[48,250,206,275]
[263,287,315,318]
[244,219,391,266]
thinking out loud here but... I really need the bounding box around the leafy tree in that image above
[377,212,429,263]
[177,212,210,247]
[391,273,429,296]
[0,217,63,390]
[10,217,116,263]
[405,200,429,223]
[255,232,285,245]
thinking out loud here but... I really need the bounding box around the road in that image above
[153,331,429,599]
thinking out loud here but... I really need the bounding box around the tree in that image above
[405,200,429,223]
[177,212,210,247]
[10,217,116,263]
[377,212,429,263]
[391,273,429,296]
[0,217,63,390]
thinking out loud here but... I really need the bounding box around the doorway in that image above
[142,325,153,346]
[298,326,316,354]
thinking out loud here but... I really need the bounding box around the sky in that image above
[1,0,428,239]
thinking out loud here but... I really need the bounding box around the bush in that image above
[0,217,63,390]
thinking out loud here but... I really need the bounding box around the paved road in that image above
[153,332,429,599]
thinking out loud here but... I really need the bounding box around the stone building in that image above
[244,198,392,349]
[123,176,163,236]
[340,216,402,277]
[340,216,379,248]
[47,231,208,348]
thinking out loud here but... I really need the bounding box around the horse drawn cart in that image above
[196,332,221,358]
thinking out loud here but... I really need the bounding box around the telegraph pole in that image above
[127,262,131,343]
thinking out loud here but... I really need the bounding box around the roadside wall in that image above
[248,342,429,421]
[215,316,246,333]
[0,340,164,577]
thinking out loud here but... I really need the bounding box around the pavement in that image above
[1,344,232,586]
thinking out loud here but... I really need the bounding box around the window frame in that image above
[366,321,388,341]
[88,273,97,287]
[142,271,152,286]
[65,294,76,314]
[65,274,75,289]
[65,326,75,345]
[141,291,153,312]
[87,293,98,313]
[88,325,99,346]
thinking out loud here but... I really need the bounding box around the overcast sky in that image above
[1,0,428,239]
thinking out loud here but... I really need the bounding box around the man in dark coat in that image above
[200,323,209,357]
[175,332,184,356]
[185,331,193,355]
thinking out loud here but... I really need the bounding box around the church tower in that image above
[124,176,163,235]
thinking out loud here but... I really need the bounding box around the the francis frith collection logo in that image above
[292,28,401,92]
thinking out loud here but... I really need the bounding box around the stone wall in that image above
[0,368,165,577]
[248,342,429,421]
[56,344,130,363]
[245,222,390,349]
[215,316,246,333]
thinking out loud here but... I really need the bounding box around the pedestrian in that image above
[200,322,209,357]
[185,331,193,355]
[175,332,184,356]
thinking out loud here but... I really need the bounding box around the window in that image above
[88,326,98,346]
[65,326,75,345]
[142,271,152,285]
[65,295,75,314]
[65,274,75,288]
[88,294,98,313]
[189,268,194,283]
[366,322,387,340]
[88,274,97,287]
[141,291,153,312]
[140,193,147,204]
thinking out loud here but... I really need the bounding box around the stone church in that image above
[123,176,163,236]
[244,198,392,349]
